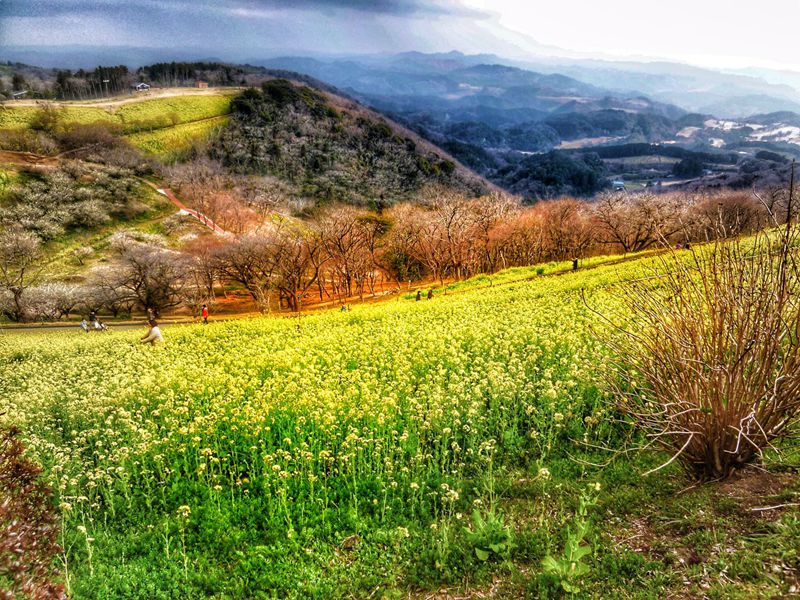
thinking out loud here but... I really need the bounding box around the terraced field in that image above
[0,92,235,156]
[126,115,229,155]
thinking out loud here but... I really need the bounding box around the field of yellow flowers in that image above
[3,252,798,598]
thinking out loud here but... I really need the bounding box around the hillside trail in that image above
[3,87,242,110]
[0,150,59,167]
[141,180,230,236]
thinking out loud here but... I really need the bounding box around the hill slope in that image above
[0,90,236,157]
[211,79,488,204]
[3,244,798,598]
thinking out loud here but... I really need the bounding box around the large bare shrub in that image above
[603,218,800,480]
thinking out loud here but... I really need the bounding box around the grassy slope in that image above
[39,183,180,278]
[0,163,190,278]
[1,249,797,598]
[0,93,234,156]
[125,115,229,155]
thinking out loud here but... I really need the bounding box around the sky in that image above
[1,0,799,72]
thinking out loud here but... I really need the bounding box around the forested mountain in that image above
[210,79,487,206]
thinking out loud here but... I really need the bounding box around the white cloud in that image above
[461,0,800,71]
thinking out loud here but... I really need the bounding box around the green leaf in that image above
[562,581,581,594]
[475,547,490,561]
[542,555,560,573]
[571,545,592,560]
[572,562,590,577]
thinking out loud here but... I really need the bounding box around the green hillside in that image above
[126,115,229,155]
[3,248,797,598]
[0,161,197,278]
[0,94,233,131]
[0,93,235,156]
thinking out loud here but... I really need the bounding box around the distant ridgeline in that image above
[211,79,487,205]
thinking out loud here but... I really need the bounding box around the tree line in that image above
[2,62,267,102]
[0,184,792,322]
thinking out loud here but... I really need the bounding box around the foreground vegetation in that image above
[2,248,799,598]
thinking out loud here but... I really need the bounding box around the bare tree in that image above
[488,209,547,269]
[275,226,326,312]
[103,245,189,315]
[212,233,283,312]
[592,192,687,253]
[539,199,595,262]
[469,192,518,273]
[0,231,43,322]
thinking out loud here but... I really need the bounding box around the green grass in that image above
[0,95,233,130]
[405,249,658,299]
[127,115,230,156]
[0,94,234,152]
[0,105,114,129]
[117,95,232,125]
[3,247,799,598]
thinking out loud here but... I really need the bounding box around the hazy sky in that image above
[2,0,799,71]
[464,0,800,70]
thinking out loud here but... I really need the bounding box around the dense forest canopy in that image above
[211,80,486,206]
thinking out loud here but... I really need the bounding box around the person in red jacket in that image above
[201,304,209,324]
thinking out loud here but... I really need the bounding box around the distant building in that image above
[10,90,28,100]
[195,80,209,89]
[612,180,626,191]
[132,83,151,92]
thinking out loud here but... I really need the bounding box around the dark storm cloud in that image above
[2,0,485,18]
[1,0,497,58]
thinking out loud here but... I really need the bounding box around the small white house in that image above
[132,83,151,92]
[612,180,626,191]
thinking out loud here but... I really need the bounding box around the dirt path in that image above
[141,180,229,235]
[0,150,59,167]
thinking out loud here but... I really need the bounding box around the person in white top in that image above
[140,319,164,345]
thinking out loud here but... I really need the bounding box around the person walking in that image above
[140,320,164,345]
[427,289,433,300]
[416,290,421,302]
[201,304,209,324]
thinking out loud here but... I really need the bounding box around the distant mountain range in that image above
[4,46,800,200]
[5,45,800,119]
[257,51,800,119]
